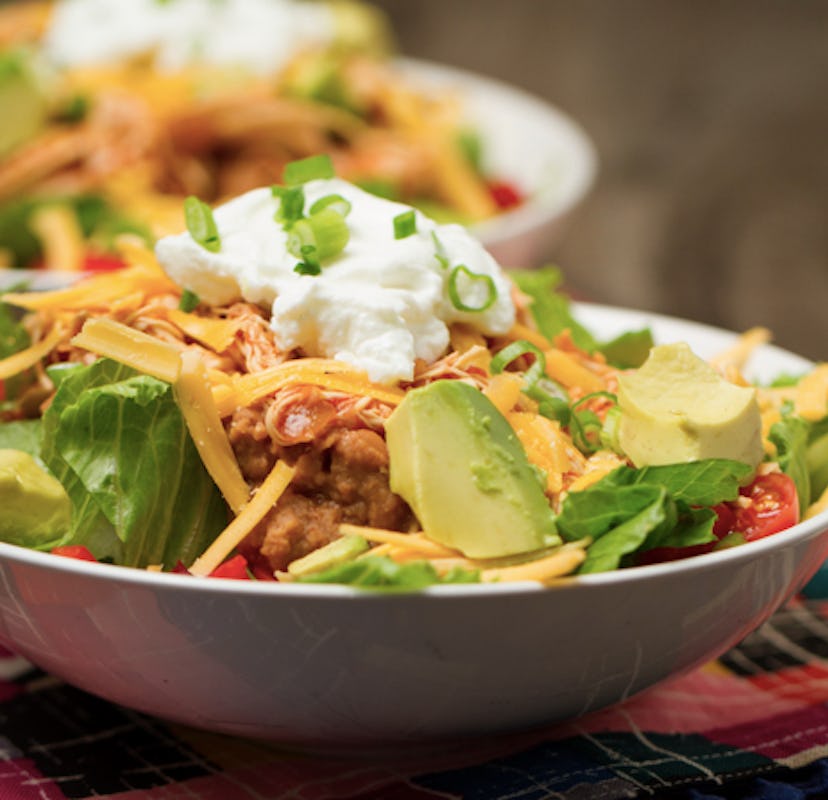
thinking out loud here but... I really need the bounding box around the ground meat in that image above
[228,407,414,572]
[226,402,280,483]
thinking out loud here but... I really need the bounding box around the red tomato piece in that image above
[488,180,523,210]
[51,545,97,562]
[732,472,799,541]
[82,253,126,272]
[209,554,251,580]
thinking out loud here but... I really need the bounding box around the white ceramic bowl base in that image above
[0,305,826,750]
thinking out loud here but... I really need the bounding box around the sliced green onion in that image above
[393,209,417,239]
[309,193,351,217]
[447,265,497,313]
[283,153,335,186]
[178,289,200,312]
[287,208,350,263]
[491,340,571,423]
[272,185,305,226]
[431,232,449,269]
[490,340,546,384]
[184,196,221,253]
[294,245,321,276]
[456,128,483,172]
[569,392,618,454]
[357,179,399,201]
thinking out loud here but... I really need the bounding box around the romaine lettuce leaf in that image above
[770,415,812,511]
[0,418,42,457]
[298,555,480,589]
[510,266,652,367]
[41,358,227,568]
[510,267,597,352]
[557,460,751,573]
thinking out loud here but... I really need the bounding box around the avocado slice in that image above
[0,50,48,158]
[0,449,72,549]
[617,342,764,469]
[385,380,560,559]
[287,533,369,577]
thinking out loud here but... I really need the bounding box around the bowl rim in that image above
[1,497,825,601]
[393,56,598,243]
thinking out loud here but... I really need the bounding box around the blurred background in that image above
[375,0,828,361]
[1,0,825,360]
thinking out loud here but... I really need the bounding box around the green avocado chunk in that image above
[384,379,560,559]
[287,533,369,577]
[0,51,48,158]
[0,449,72,549]
[617,342,764,469]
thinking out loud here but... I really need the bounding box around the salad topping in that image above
[0,170,826,588]
[156,175,515,383]
[44,0,338,75]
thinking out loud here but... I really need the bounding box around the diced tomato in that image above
[81,253,126,272]
[0,380,5,402]
[636,474,799,566]
[487,180,523,210]
[209,554,251,580]
[250,562,277,581]
[30,252,126,273]
[732,472,799,541]
[635,541,717,566]
[51,545,97,562]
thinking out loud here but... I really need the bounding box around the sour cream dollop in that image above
[43,0,336,75]
[155,179,516,384]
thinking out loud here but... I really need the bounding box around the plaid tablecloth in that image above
[5,594,828,799]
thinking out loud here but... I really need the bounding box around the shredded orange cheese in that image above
[29,204,85,272]
[71,317,182,383]
[174,350,250,514]
[507,411,575,494]
[3,263,177,311]
[166,308,240,354]
[0,324,65,380]
[212,359,404,417]
[339,523,461,559]
[481,543,588,585]
[188,460,295,576]
[543,348,606,394]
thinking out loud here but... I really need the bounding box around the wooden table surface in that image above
[375,0,828,361]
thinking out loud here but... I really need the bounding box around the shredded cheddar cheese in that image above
[71,317,182,383]
[174,350,250,514]
[188,460,295,576]
[543,348,606,394]
[29,204,85,272]
[166,308,240,354]
[212,359,404,417]
[0,323,65,380]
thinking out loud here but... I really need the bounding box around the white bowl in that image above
[0,304,825,750]
[398,58,597,267]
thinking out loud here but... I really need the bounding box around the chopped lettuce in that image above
[298,555,480,589]
[0,419,42,458]
[510,266,653,367]
[557,459,752,573]
[808,419,828,501]
[39,358,227,568]
[769,415,812,511]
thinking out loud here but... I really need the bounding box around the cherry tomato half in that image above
[634,474,798,567]
[209,553,251,580]
[733,472,800,541]
[51,545,97,562]
[487,180,523,210]
[81,253,126,272]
